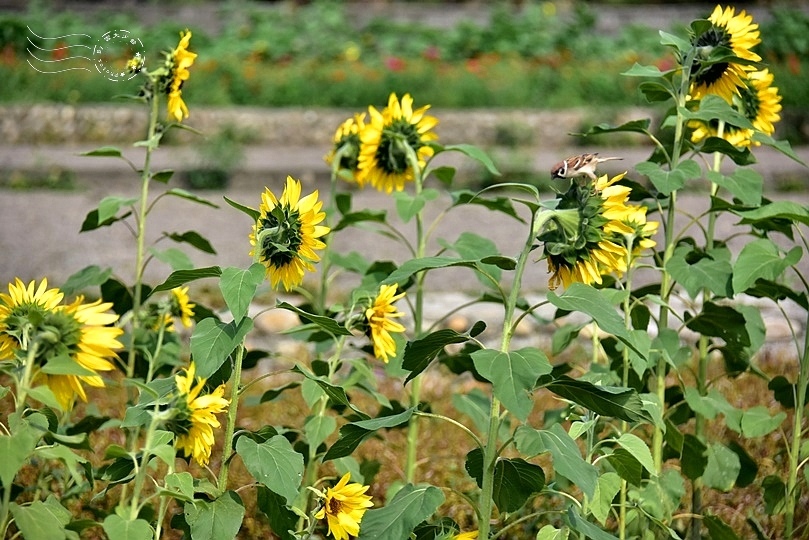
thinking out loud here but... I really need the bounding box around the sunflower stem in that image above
[129,407,161,521]
[217,342,245,496]
[619,236,637,540]
[127,89,160,380]
[14,339,38,413]
[479,206,542,539]
[785,302,809,539]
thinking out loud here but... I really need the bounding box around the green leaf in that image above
[591,472,622,525]
[276,302,351,336]
[256,486,297,540]
[698,138,755,166]
[81,146,123,158]
[703,443,740,492]
[98,196,138,224]
[152,266,222,293]
[403,328,475,383]
[514,424,597,499]
[666,245,733,298]
[727,441,757,488]
[41,355,98,377]
[638,80,675,103]
[492,458,545,513]
[565,506,619,540]
[236,436,303,505]
[382,257,476,286]
[166,231,217,254]
[635,159,701,196]
[659,30,691,51]
[707,169,762,206]
[683,387,742,432]
[220,264,265,323]
[752,133,807,165]
[704,514,741,540]
[740,406,786,438]
[615,433,655,475]
[164,188,219,208]
[224,196,260,221]
[190,317,254,379]
[622,63,667,77]
[60,265,113,296]
[151,169,174,184]
[10,496,71,540]
[101,515,153,540]
[333,209,387,232]
[440,231,505,286]
[606,448,642,486]
[149,247,194,271]
[393,189,439,223]
[304,414,337,451]
[0,412,47,487]
[324,409,414,461]
[683,95,755,130]
[292,365,368,418]
[685,302,750,353]
[733,240,802,294]
[442,143,500,175]
[681,434,708,480]
[357,484,444,540]
[431,165,456,186]
[537,525,570,540]
[164,472,195,502]
[472,347,552,421]
[734,200,809,228]
[449,189,524,222]
[636,469,684,521]
[544,376,650,423]
[761,475,786,514]
[584,118,653,136]
[184,491,245,540]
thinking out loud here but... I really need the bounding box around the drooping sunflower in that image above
[0,278,124,410]
[365,284,406,363]
[691,69,782,147]
[250,176,330,291]
[169,362,229,467]
[0,278,64,360]
[357,93,439,193]
[325,113,366,186]
[314,472,374,540]
[689,5,761,101]
[540,173,656,290]
[166,30,197,122]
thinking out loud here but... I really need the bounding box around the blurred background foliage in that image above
[0,0,807,112]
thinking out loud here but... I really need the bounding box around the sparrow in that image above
[550,153,623,181]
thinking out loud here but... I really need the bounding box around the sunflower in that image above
[170,286,196,328]
[540,173,656,290]
[314,472,374,540]
[689,5,761,101]
[455,532,479,540]
[0,278,64,360]
[250,176,330,291]
[357,93,439,193]
[166,30,196,122]
[0,278,123,410]
[326,113,366,186]
[169,362,229,467]
[365,284,406,363]
[691,69,782,147]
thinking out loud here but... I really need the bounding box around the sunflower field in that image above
[1,4,809,540]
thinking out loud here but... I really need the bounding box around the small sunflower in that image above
[455,532,479,540]
[691,69,782,147]
[326,113,366,185]
[689,5,761,101]
[357,93,439,193]
[166,30,197,122]
[169,362,229,467]
[314,472,374,540]
[250,176,330,291]
[540,173,656,290]
[365,284,406,363]
[0,278,123,410]
[170,286,196,328]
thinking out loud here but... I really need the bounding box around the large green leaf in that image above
[636,469,685,521]
[681,433,708,480]
[666,245,733,298]
[472,347,552,421]
[740,406,786,438]
[449,189,524,222]
[591,472,622,526]
[304,414,337,452]
[101,515,153,540]
[223,196,260,221]
[184,491,245,540]
[514,424,597,499]
[441,143,500,175]
[152,266,223,293]
[492,458,545,512]
[606,448,643,486]
[0,412,47,487]
[220,264,265,323]
[291,365,369,418]
[565,506,618,540]
[403,327,477,383]
[683,387,742,433]
[324,409,415,461]
[393,188,439,223]
[706,169,762,206]
[683,95,755,129]
[236,436,303,505]
[704,514,741,540]
[732,240,802,294]
[382,257,475,286]
[149,247,194,271]
[635,159,701,196]
[440,232,505,287]
[256,486,297,540]
[333,209,387,231]
[164,187,219,208]
[734,200,809,228]
[190,317,254,379]
[684,302,750,353]
[10,496,71,540]
[166,230,217,254]
[543,376,651,423]
[60,265,113,296]
[703,443,740,492]
[276,302,351,336]
[357,484,444,540]
[615,433,655,475]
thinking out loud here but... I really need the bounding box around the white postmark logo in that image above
[27,26,145,82]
